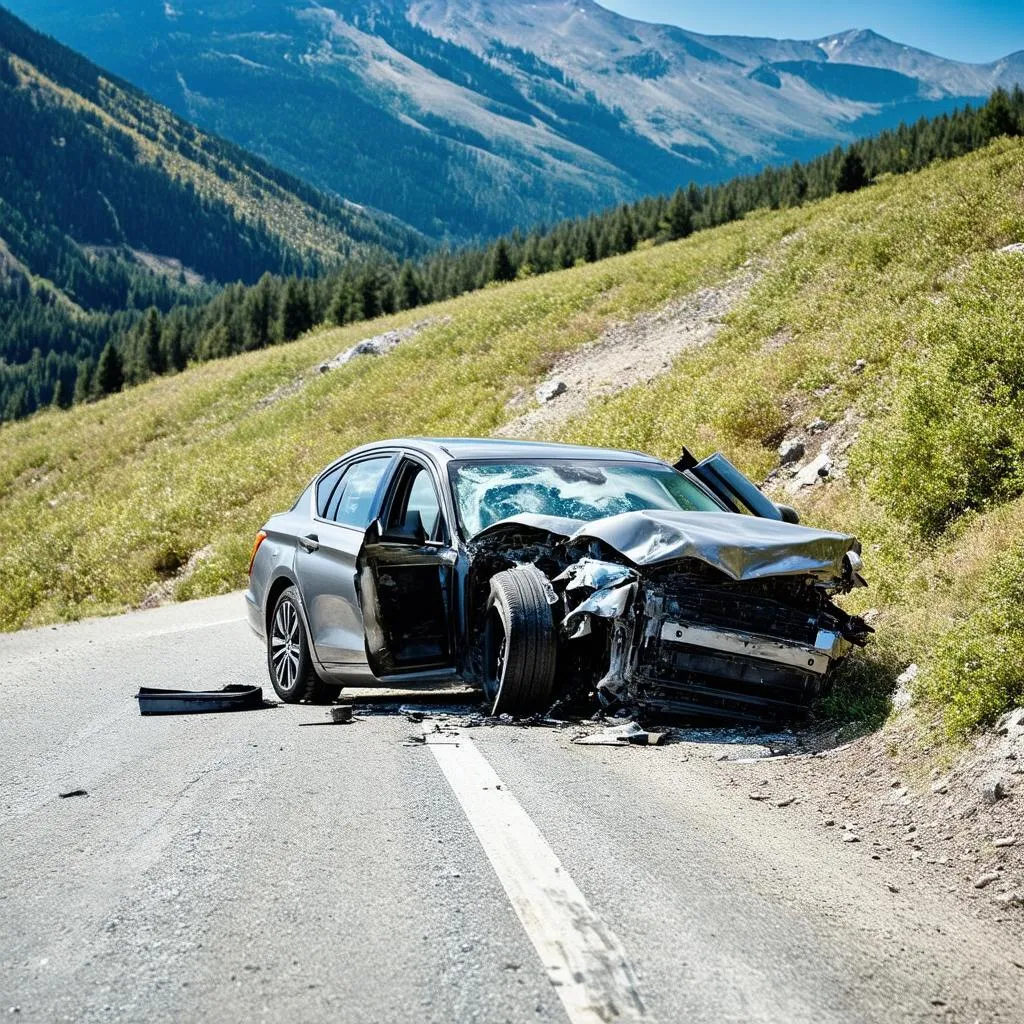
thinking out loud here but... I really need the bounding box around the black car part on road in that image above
[136,684,266,716]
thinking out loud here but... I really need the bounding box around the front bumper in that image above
[636,619,847,722]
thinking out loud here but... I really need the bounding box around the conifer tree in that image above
[489,239,516,282]
[836,150,869,193]
[73,359,94,405]
[280,279,313,340]
[95,341,124,395]
[397,262,423,309]
[140,307,164,376]
[666,189,693,240]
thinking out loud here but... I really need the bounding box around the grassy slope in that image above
[3,138,1024,735]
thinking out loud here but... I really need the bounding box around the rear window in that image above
[450,459,721,537]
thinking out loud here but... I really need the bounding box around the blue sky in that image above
[600,1,1024,63]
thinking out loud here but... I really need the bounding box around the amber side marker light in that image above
[248,531,268,576]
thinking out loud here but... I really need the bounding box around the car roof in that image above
[347,437,668,465]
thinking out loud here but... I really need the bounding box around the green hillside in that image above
[2,138,1024,737]
[0,6,422,419]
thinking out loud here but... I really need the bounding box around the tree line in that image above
[3,87,1022,423]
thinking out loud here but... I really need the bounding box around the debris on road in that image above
[572,721,667,746]
[298,705,357,727]
[58,789,88,799]
[136,684,266,716]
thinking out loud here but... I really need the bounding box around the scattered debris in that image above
[776,796,796,807]
[298,705,357,727]
[807,418,829,434]
[993,837,1017,848]
[842,834,861,843]
[931,779,949,795]
[573,721,667,746]
[998,242,1024,255]
[851,358,868,374]
[974,872,1000,889]
[887,883,900,893]
[136,684,265,716]
[58,789,88,799]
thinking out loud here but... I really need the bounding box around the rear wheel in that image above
[267,587,339,704]
[482,566,558,716]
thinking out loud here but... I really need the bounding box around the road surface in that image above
[1,594,1021,1023]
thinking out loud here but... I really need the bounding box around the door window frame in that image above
[378,454,451,545]
[310,451,400,533]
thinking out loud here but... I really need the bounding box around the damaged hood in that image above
[474,510,859,582]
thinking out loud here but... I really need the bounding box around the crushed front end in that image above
[547,510,873,722]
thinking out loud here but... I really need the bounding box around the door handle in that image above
[299,534,320,553]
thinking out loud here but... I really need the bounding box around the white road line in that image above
[134,617,247,640]
[425,724,649,1024]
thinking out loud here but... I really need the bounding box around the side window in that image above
[316,457,392,529]
[407,467,442,539]
[316,466,345,519]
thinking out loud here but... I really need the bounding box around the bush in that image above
[856,257,1024,536]
[919,545,1024,734]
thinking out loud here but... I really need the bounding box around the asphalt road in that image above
[2,595,1022,1023]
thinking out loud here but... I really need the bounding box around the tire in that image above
[267,586,339,704]
[482,565,558,716]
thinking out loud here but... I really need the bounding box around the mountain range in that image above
[0,5,422,418]
[4,0,1022,240]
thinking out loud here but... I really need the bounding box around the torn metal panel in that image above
[562,581,637,638]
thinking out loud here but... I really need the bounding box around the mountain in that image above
[4,0,1021,240]
[0,5,424,419]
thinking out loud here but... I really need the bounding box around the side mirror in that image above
[775,503,801,525]
[377,509,427,545]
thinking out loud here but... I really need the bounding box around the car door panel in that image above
[295,454,398,666]
[296,522,367,665]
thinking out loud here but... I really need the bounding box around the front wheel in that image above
[482,566,558,716]
[267,587,339,704]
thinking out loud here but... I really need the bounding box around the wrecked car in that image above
[245,438,871,721]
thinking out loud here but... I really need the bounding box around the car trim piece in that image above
[659,621,841,675]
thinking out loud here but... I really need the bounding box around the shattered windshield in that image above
[451,459,722,537]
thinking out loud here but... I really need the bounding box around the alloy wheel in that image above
[271,599,301,691]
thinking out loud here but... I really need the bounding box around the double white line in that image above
[425,724,649,1023]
